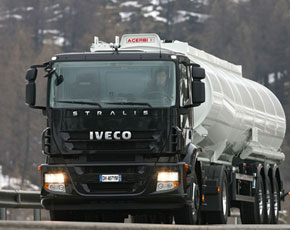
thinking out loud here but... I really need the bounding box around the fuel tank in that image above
[186,47,286,164]
[157,35,286,164]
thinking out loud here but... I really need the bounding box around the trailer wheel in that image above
[272,177,280,224]
[264,176,273,224]
[240,173,265,224]
[174,173,200,225]
[206,170,229,224]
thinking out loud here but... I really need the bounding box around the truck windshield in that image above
[49,61,176,108]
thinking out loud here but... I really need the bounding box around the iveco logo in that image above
[89,131,132,140]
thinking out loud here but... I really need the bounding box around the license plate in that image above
[99,174,121,182]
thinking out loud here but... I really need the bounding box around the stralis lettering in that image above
[90,131,132,140]
[73,110,149,117]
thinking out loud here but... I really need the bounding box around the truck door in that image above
[179,63,193,146]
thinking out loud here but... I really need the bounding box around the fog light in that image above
[44,173,65,183]
[156,182,179,191]
[157,172,179,182]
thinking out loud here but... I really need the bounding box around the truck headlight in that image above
[44,172,66,193]
[156,172,179,191]
[157,172,179,182]
[44,173,65,183]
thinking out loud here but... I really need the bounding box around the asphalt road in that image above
[0,222,289,230]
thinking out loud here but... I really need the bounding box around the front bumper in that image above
[40,162,188,211]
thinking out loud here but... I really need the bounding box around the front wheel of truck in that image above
[174,173,200,224]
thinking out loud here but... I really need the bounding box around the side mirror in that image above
[25,68,37,81]
[191,66,205,106]
[25,82,36,106]
[25,68,37,106]
[192,66,205,80]
[192,81,205,106]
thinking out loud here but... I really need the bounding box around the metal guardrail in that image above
[0,189,287,224]
[0,190,41,221]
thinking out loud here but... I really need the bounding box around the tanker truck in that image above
[25,33,287,224]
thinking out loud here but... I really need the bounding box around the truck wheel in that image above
[272,177,280,224]
[240,174,265,224]
[174,174,200,224]
[206,170,229,224]
[264,176,273,224]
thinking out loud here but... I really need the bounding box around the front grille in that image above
[61,130,163,154]
[68,165,151,195]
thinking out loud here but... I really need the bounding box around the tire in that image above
[271,177,280,224]
[264,176,273,224]
[240,173,266,224]
[206,170,229,224]
[174,172,200,225]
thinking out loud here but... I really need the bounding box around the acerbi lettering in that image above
[90,131,132,140]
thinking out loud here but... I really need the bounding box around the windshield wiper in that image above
[55,100,102,108]
[105,102,152,107]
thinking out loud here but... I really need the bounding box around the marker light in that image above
[157,172,179,182]
[156,182,179,191]
[44,173,65,184]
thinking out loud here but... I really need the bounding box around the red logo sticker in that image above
[126,37,155,43]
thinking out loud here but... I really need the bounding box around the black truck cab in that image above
[25,51,205,222]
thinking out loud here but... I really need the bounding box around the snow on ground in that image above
[47,14,63,23]
[150,0,174,5]
[44,3,60,11]
[144,10,167,23]
[0,14,23,21]
[142,5,154,12]
[0,166,39,191]
[43,36,70,46]
[150,0,160,5]
[120,1,142,7]
[42,29,60,35]
[25,7,34,11]
[174,10,209,23]
[119,12,136,22]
